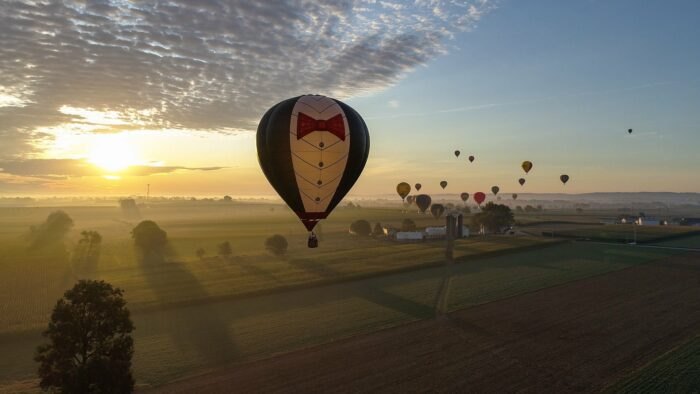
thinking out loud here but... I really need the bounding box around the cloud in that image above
[388,99,400,108]
[0,0,496,159]
[0,159,225,178]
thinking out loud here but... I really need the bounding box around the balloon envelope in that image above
[414,183,422,191]
[460,192,469,202]
[430,203,445,219]
[468,155,475,163]
[512,193,518,200]
[519,178,526,186]
[415,194,432,213]
[521,161,533,174]
[474,192,486,205]
[491,186,500,195]
[257,95,369,232]
[396,182,411,200]
[454,150,460,157]
[628,128,633,134]
[406,195,415,205]
[440,181,448,189]
[560,174,570,184]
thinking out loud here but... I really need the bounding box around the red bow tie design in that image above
[297,112,345,141]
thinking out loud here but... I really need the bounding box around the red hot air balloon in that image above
[414,183,422,191]
[468,155,475,163]
[257,95,370,247]
[440,181,448,189]
[474,192,486,206]
[518,178,526,186]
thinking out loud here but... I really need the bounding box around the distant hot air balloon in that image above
[491,186,500,196]
[257,94,369,248]
[518,178,526,186]
[474,192,486,206]
[560,174,570,185]
[396,182,411,201]
[628,129,633,134]
[440,181,448,189]
[415,183,422,191]
[406,195,415,205]
[415,194,432,213]
[521,161,533,174]
[430,203,445,219]
[454,150,461,157]
[468,155,475,163]
[512,193,518,200]
[460,192,469,202]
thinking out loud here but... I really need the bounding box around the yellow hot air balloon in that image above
[396,182,411,201]
[521,161,533,174]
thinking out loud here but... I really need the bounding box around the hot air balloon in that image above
[474,192,486,206]
[460,192,469,202]
[512,193,518,200]
[560,174,570,185]
[491,186,500,196]
[468,155,475,163]
[440,181,448,189]
[257,94,370,248]
[518,178,526,186]
[628,129,633,134]
[396,182,411,201]
[406,195,415,205]
[522,161,533,174]
[415,194,432,213]
[430,203,445,219]
[414,183,422,191]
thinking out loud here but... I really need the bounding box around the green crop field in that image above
[652,233,700,249]
[607,336,700,393]
[551,224,698,243]
[0,209,680,393]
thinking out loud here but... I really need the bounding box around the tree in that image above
[35,280,134,393]
[515,206,523,213]
[79,230,102,259]
[73,231,102,274]
[471,202,515,234]
[195,247,206,260]
[223,195,233,202]
[373,222,384,236]
[265,234,288,256]
[131,220,167,261]
[349,220,372,236]
[401,219,416,232]
[217,241,233,259]
[29,210,74,248]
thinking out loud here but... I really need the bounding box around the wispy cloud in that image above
[0,159,224,178]
[0,0,497,160]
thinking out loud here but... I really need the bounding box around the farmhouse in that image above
[680,218,700,226]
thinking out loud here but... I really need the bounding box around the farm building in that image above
[635,217,661,226]
[680,218,700,226]
[395,231,424,241]
[424,226,470,239]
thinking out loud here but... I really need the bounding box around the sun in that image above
[88,134,139,173]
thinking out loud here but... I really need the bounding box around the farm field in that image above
[151,252,700,393]
[652,233,700,249]
[0,239,681,391]
[0,204,556,335]
[551,224,698,243]
[608,336,700,393]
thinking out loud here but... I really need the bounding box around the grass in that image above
[551,224,698,243]
[607,336,700,393]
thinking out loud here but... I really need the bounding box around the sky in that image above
[1,0,699,197]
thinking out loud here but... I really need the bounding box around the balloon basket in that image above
[307,233,319,248]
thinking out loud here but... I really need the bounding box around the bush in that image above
[349,220,372,236]
[265,234,288,256]
[217,241,233,259]
[401,219,416,232]
[195,247,206,260]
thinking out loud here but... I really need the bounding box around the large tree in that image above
[471,202,515,234]
[35,280,134,393]
[28,210,74,248]
[131,220,168,261]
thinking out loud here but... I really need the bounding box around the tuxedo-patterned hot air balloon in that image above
[257,95,370,247]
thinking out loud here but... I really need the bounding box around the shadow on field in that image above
[139,251,239,364]
[290,258,435,319]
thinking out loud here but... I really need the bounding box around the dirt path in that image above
[150,253,700,393]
